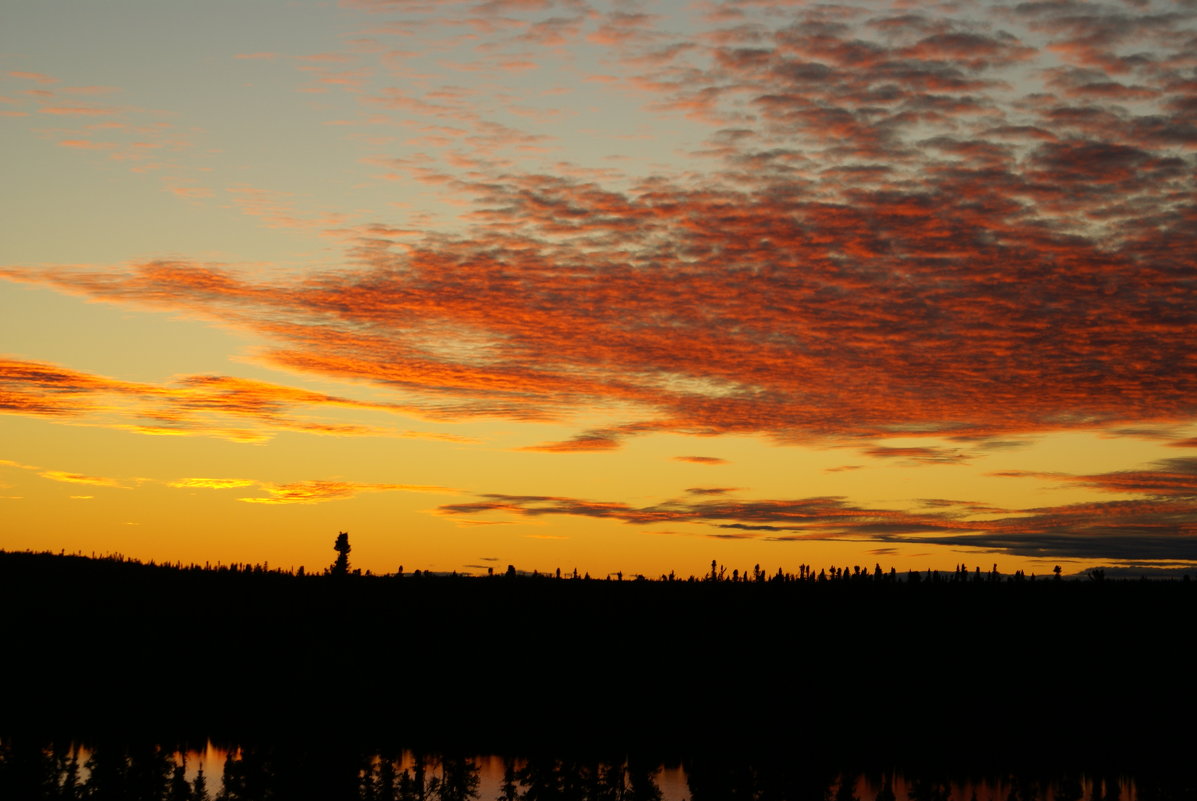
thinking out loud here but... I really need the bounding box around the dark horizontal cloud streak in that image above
[438,486,1197,563]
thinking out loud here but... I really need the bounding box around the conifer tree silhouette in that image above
[331,532,351,576]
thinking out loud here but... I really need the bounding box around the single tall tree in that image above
[331,531,351,576]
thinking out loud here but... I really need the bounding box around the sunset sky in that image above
[3,0,1195,578]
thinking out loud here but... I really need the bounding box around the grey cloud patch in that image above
[1095,565,1197,579]
[889,531,1197,561]
[1004,457,1197,497]
[718,523,791,532]
[438,489,1197,563]
[863,446,968,464]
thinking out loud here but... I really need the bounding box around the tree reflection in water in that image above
[4,740,1191,800]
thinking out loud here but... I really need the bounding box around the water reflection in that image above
[1,739,1172,800]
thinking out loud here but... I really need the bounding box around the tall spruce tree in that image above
[331,532,351,576]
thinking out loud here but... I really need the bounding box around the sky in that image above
[2,0,1196,578]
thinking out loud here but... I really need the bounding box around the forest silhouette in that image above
[3,739,1195,800]
[3,541,1196,798]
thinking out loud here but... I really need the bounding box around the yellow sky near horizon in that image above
[3,0,1197,577]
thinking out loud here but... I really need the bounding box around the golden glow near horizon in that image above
[3,0,1196,578]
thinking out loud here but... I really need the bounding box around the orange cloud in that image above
[58,139,116,150]
[4,0,1196,457]
[863,446,967,465]
[168,478,257,490]
[238,480,455,505]
[38,470,124,488]
[0,459,42,471]
[520,432,622,452]
[519,422,667,453]
[39,105,118,116]
[0,459,130,491]
[0,355,459,442]
[7,71,58,83]
[1001,458,1197,499]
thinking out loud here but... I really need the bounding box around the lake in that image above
[0,738,1163,800]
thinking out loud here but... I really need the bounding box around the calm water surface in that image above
[2,740,1147,800]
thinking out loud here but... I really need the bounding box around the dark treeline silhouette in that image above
[3,740,1197,801]
[11,545,1184,585]
[3,546,1196,773]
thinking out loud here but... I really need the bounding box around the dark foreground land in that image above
[3,551,1194,769]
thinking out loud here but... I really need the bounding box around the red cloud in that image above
[1004,458,1197,499]
[4,0,1196,453]
[863,446,967,465]
[520,432,622,453]
[0,355,461,442]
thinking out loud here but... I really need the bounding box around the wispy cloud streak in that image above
[0,356,464,442]
[237,480,454,505]
[438,486,1197,562]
